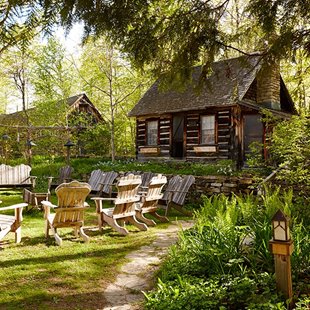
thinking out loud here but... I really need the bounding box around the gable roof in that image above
[0,93,103,124]
[129,56,295,117]
[66,93,103,122]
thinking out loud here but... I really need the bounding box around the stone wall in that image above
[184,175,255,204]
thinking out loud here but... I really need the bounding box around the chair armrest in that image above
[91,197,116,213]
[91,197,116,201]
[0,203,28,211]
[41,201,57,209]
[42,201,57,219]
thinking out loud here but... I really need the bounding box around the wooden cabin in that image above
[66,93,103,124]
[0,93,103,126]
[0,93,104,157]
[129,56,296,166]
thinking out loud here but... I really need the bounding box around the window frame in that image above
[200,114,217,145]
[146,119,159,146]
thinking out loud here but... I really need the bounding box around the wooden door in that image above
[172,114,184,158]
[243,114,263,161]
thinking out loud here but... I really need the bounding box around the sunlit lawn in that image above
[0,190,185,310]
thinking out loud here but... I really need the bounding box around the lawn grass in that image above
[0,190,187,310]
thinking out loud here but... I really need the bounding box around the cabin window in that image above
[147,120,158,145]
[201,115,215,144]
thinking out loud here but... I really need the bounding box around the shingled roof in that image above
[129,55,274,117]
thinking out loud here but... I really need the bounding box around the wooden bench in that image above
[0,164,36,189]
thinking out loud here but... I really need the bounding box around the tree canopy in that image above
[2,0,310,83]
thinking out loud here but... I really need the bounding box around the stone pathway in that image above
[103,220,194,310]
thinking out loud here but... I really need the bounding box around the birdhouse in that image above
[271,209,291,242]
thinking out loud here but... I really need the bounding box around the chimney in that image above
[256,60,281,110]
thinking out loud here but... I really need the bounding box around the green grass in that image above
[0,190,188,310]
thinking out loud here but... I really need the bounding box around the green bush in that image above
[145,189,310,309]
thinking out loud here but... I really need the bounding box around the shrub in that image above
[145,189,310,309]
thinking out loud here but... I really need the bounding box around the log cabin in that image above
[129,55,296,167]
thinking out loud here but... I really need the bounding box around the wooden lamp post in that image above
[269,209,294,307]
[26,139,36,166]
[2,134,10,164]
[64,140,75,165]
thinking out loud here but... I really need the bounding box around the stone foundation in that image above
[181,175,255,204]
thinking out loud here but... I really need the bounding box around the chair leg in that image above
[103,214,129,235]
[79,227,90,243]
[45,220,50,238]
[127,216,148,231]
[98,213,103,231]
[152,212,169,223]
[171,203,193,216]
[15,226,21,243]
[52,228,62,246]
[74,227,79,238]
[135,211,156,226]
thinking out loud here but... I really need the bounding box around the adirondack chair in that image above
[0,202,28,243]
[139,172,156,194]
[0,164,36,189]
[135,174,169,226]
[48,166,74,190]
[87,169,105,194]
[92,174,148,235]
[158,175,195,216]
[41,180,91,246]
[97,171,118,197]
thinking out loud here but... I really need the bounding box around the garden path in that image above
[102,220,194,310]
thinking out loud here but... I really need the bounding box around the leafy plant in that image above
[145,189,310,309]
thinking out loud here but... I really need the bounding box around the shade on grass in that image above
[0,191,182,310]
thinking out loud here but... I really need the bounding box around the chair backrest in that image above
[59,166,74,183]
[113,174,141,216]
[88,169,105,192]
[55,180,91,208]
[171,175,195,206]
[100,171,118,195]
[140,172,156,189]
[141,174,167,210]
[53,181,91,227]
[162,175,183,202]
[145,174,167,200]
[0,164,32,185]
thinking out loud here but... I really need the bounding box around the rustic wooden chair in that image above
[87,169,105,195]
[92,174,147,235]
[97,171,118,197]
[139,171,156,194]
[48,166,74,190]
[0,202,28,243]
[0,164,36,189]
[135,174,169,226]
[159,175,195,216]
[23,188,50,211]
[41,180,91,246]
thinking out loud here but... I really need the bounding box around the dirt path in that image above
[102,220,194,310]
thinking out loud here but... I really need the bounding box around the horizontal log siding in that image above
[137,116,172,161]
[185,109,232,161]
[217,110,231,159]
[136,119,146,148]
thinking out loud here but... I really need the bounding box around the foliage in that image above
[78,37,149,160]
[145,190,310,309]
[269,114,310,187]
